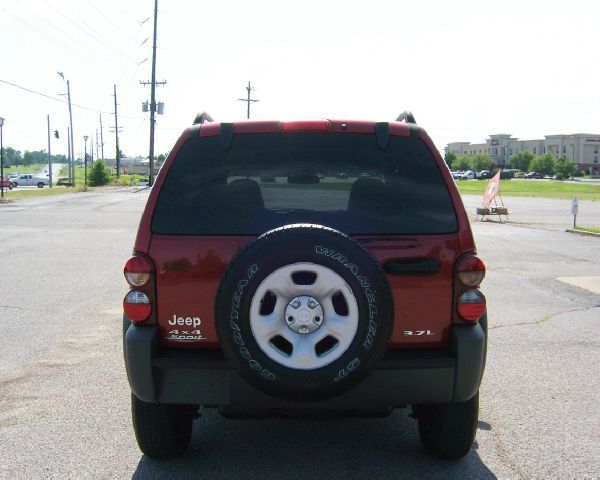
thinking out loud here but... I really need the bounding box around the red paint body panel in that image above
[149,235,254,349]
[132,119,475,350]
[148,233,461,350]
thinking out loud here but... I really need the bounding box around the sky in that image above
[1,0,599,161]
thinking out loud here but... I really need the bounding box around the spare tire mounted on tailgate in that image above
[215,224,394,401]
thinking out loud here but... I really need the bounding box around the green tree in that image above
[509,150,535,172]
[444,151,457,168]
[50,154,68,164]
[23,150,48,166]
[451,155,471,171]
[1,146,23,166]
[469,153,495,172]
[554,157,576,179]
[529,153,556,176]
[89,159,110,186]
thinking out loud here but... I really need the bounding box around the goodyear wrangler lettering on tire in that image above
[227,264,275,381]
[334,357,361,382]
[316,245,379,351]
[215,224,393,401]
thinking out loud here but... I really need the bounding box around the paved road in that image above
[0,189,599,479]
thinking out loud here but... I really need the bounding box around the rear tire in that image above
[131,393,196,459]
[414,392,479,459]
[37,182,44,188]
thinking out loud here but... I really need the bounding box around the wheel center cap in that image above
[285,296,324,334]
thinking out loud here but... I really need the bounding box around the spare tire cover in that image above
[215,224,394,401]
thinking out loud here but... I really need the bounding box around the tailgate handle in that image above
[383,258,441,275]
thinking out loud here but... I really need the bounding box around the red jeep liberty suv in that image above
[123,112,487,459]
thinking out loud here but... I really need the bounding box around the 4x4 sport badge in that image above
[165,315,206,342]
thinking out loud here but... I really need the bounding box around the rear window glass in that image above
[151,133,457,235]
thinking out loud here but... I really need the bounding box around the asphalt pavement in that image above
[0,189,599,479]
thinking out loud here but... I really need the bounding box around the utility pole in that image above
[83,135,89,186]
[139,0,166,187]
[57,73,75,186]
[67,127,71,185]
[47,114,52,188]
[99,114,105,159]
[238,81,259,119]
[95,129,99,160]
[0,116,4,199]
[67,81,75,186]
[112,85,121,178]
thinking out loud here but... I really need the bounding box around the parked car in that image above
[11,174,49,188]
[1,177,13,190]
[123,113,488,460]
[500,169,520,179]
[525,171,544,179]
[137,178,150,187]
[476,170,492,179]
[56,177,72,186]
[458,170,476,180]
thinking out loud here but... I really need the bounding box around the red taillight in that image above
[123,291,152,323]
[124,255,153,286]
[458,289,486,322]
[457,255,486,287]
[279,120,332,132]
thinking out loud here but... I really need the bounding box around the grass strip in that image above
[573,226,600,234]
[456,179,600,200]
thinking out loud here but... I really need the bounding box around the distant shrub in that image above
[89,160,110,186]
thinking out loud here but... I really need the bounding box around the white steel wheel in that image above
[249,262,359,370]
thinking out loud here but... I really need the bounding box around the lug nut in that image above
[291,300,301,309]
[300,326,309,333]
[308,300,316,308]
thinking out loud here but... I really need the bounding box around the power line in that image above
[109,0,141,24]
[42,0,139,65]
[83,0,139,43]
[0,4,121,75]
[15,2,122,72]
[0,79,145,119]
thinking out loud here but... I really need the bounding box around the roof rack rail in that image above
[395,111,416,124]
[193,112,214,125]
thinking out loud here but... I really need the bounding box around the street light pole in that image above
[83,135,89,186]
[0,116,4,199]
[58,72,75,187]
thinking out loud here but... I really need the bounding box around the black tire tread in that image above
[131,393,195,459]
[215,223,394,401]
[415,392,479,459]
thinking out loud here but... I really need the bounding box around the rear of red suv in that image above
[123,115,487,459]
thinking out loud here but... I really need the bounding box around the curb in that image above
[566,228,600,237]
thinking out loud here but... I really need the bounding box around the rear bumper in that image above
[124,316,485,408]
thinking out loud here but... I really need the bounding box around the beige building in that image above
[446,133,600,174]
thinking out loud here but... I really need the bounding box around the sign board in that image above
[481,171,501,208]
[571,197,579,215]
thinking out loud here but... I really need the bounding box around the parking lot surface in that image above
[0,189,599,479]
